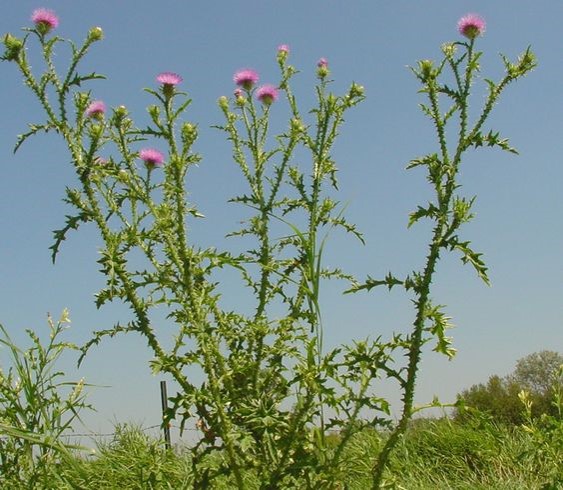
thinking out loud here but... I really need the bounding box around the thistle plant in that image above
[1,9,535,489]
[1,11,374,488]
[347,14,536,487]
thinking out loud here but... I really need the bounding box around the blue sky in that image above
[1,1,562,439]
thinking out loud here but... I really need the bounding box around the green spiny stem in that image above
[458,41,475,143]
[327,365,374,481]
[16,51,58,125]
[371,233,441,489]
[371,47,475,487]
[60,37,97,123]
[58,123,196,401]
[198,336,247,490]
[267,387,317,488]
[162,96,247,487]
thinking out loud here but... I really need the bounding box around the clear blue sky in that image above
[1,1,561,439]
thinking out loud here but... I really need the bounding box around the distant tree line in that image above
[455,350,562,425]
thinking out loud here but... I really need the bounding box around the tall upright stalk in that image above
[352,27,537,489]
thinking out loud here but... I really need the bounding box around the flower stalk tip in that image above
[88,27,104,42]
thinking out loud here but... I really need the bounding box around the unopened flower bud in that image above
[290,118,305,134]
[349,83,365,98]
[2,33,23,61]
[113,105,128,122]
[233,88,246,106]
[277,44,290,63]
[218,95,229,111]
[88,26,104,42]
[181,122,198,145]
[76,92,90,108]
[419,59,435,80]
[148,104,160,120]
[317,58,329,79]
[89,123,104,139]
[118,169,129,182]
[441,43,457,59]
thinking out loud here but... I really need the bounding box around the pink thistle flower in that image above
[139,148,165,169]
[256,85,279,105]
[85,100,106,118]
[31,8,59,33]
[317,58,329,78]
[233,88,245,106]
[457,14,486,39]
[233,69,259,90]
[156,72,183,87]
[277,44,290,63]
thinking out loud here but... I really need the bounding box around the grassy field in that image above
[2,415,560,489]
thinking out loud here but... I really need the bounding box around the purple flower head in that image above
[317,58,328,68]
[31,8,59,33]
[85,100,106,118]
[139,148,165,169]
[234,88,243,98]
[233,69,259,90]
[256,85,279,105]
[156,72,183,87]
[457,14,486,39]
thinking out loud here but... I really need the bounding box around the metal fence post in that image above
[160,380,172,449]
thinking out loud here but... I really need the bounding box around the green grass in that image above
[1,417,561,489]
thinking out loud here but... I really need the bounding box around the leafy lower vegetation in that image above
[2,415,561,489]
[1,322,560,489]
[0,8,554,490]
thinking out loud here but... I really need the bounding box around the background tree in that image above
[456,350,562,424]
[512,350,563,395]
